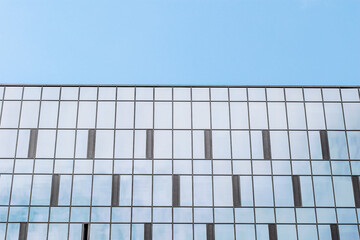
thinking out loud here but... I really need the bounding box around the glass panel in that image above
[306,103,325,129]
[324,103,344,129]
[333,177,355,207]
[155,88,172,100]
[92,175,111,205]
[236,225,255,240]
[95,130,114,158]
[154,102,172,129]
[154,130,172,158]
[42,87,60,100]
[153,176,172,206]
[114,130,133,158]
[266,88,284,101]
[211,102,229,129]
[273,176,293,207]
[215,225,234,240]
[230,102,248,129]
[58,102,77,128]
[249,102,268,129]
[79,87,97,100]
[211,88,228,101]
[135,102,153,128]
[173,88,190,101]
[348,131,360,159]
[97,102,115,128]
[117,87,134,100]
[72,175,92,205]
[0,130,17,158]
[192,102,210,129]
[212,131,231,159]
[39,101,58,128]
[0,101,21,127]
[174,102,191,129]
[77,102,96,128]
[343,103,360,130]
[11,175,32,205]
[248,88,265,101]
[174,131,191,159]
[133,176,152,206]
[0,175,12,205]
[20,101,40,128]
[313,176,334,207]
[61,87,78,100]
[328,131,348,159]
[56,130,75,158]
[289,131,309,159]
[194,176,212,206]
[254,176,273,206]
[213,176,233,206]
[31,175,51,205]
[136,87,153,100]
[231,131,250,159]
[285,88,303,101]
[270,131,289,159]
[98,87,116,100]
[116,102,134,128]
[268,103,287,129]
[36,130,56,158]
[286,103,306,129]
[174,224,193,240]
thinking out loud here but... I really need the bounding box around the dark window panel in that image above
[268,224,278,240]
[172,175,180,207]
[206,223,215,240]
[87,129,96,159]
[232,175,241,207]
[50,174,60,206]
[28,129,38,158]
[82,223,89,240]
[112,174,120,206]
[146,129,154,159]
[292,175,302,207]
[352,176,360,208]
[262,130,271,160]
[19,222,28,240]
[204,130,212,159]
[144,223,152,240]
[320,130,330,160]
[330,224,339,240]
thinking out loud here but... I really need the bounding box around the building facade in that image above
[0,85,359,240]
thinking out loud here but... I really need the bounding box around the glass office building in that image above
[0,85,360,240]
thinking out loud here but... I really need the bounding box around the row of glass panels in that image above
[1,86,359,102]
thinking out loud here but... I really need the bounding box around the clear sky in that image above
[0,0,359,86]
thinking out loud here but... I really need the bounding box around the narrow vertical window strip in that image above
[87,129,96,159]
[112,174,120,206]
[204,130,212,159]
[172,174,180,207]
[330,224,339,240]
[232,175,241,207]
[351,176,360,208]
[292,175,302,207]
[19,222,28,240]
[144,223,152,240]
[206,223,215,240]
[50,174,60,206]
[27,129,38,158]
[146,129,154,159]
[268,224,277,240]
[82,223,89,240]
[262,130,271,160]
[320,130,330,160]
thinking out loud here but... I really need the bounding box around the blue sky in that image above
[0,0,359,85]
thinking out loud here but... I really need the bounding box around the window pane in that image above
[36,130,56,158]
[0,130,17,158]
[268,103,287,129]
[270,131,289,159]
[1,101,21,128]
[154,130,172,158]
[58,102,77,128]
[333,177,355,207]
[174,102,191,129]
[249,102,268,129]
[92,175,111,205]
[214,176,233,206]
[231,131,250,159]
[56,130,75,158]
[72,175,92,205]
[305,103,325,129]
[116,102,134,128]
[39,101,58,128]
[135,102,153,128]
[133,176,152,206]
[211,102,229,129]
[313,176,334,207]
[289,131,309,159]
[31,175,51,205]
[343,103,360,130]
[273,176,293,207]
[230,102,249,129]
[254,176,273,206]
[324,103,344,129]
[286,103,306,129]
[193,102,210,129]
[95,130,114,158]
[328,131,348,159]
[11,175,32,205]
[97,102,115,128]
[174,131,191,159]
[77,102,96,128]
[212,131,231,159]
[115,130,133,158]
[153,176,172,206]
[0,175,12,205]
[20,101,40,128]
[194,176,212,206]
[347,131,360,159]
[154,102,172,129]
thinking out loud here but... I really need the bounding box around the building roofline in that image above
[0,84,359,88]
